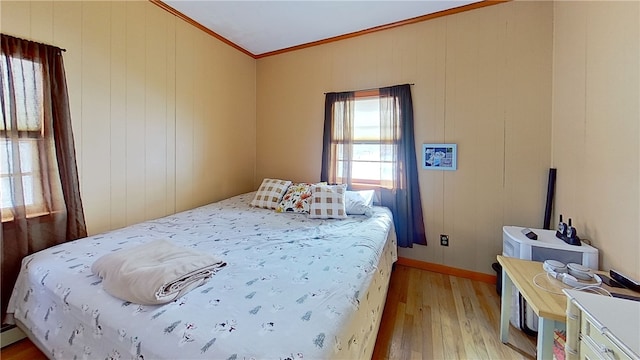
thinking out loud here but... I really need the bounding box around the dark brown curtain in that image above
[1,34,87,321]
[321,84,426,247]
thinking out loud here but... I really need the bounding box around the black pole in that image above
[543,168,557,230]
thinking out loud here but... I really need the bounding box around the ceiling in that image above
[162,1,484,57]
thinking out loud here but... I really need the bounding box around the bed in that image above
[6,191,397,359]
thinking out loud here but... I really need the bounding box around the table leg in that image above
[500,268,513,343]
[537,316,556,360]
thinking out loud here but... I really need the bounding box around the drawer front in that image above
[580,337,608,360]
[581,316,633,360]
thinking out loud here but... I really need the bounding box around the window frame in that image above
[332,89,396,189]
[0,53,49,221]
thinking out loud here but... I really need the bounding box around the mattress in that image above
[6,192,397,359]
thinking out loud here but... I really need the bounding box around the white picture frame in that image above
[422,143,457,170]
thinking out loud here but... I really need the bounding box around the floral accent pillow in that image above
[276,183,315,213]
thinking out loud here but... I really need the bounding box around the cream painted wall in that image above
[552,1,639,278]
[1,1,257,236]
[4,0,634,279]
[256,1,553,275]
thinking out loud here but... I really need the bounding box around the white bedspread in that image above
[6,192,397,360]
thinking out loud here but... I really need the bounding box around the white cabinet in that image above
[564,289,639,360]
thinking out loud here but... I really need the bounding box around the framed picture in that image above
[422,143,457,170]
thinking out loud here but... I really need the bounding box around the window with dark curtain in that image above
[321,84,426,247]
[1,34,87,322]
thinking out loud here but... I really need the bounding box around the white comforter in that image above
[6,192,397,360]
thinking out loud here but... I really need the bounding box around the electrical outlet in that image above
[440,234,449,246]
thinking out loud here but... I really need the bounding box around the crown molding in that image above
[150,0,509,60]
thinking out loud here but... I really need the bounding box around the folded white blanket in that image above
[91,239,226,305]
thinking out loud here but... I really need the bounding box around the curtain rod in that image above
[1,34,66,52]
[324,83,414,95]
[37,40,66,52]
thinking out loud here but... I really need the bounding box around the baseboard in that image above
[1,325,26,348]
[397,257,497,284]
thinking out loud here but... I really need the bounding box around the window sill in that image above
[350,182,393,190]
[1,211,54,227]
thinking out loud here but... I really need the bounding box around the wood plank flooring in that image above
[1,264,536,359]
[372,264,536,359]
[0,337,46,360]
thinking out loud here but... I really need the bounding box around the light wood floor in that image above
[372,265,536,359]
[1,264,536,359]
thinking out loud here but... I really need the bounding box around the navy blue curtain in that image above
[378,84,426,247]
[321,84,426,247]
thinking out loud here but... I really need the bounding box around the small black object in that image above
[521,228,538,240]
[543,168,556,230]
[492,262,502,296]
[565,218,580,245]
[600,274,624,288]
[610,269,640,293]
[555,214,581,246]
[519,294,538,336]
[557,214,567,237]
[611,293,640,302]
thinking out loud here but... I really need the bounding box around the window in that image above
[332,90,397,189]
[322,84,426,247]
[2,33,87,323]
[0,54,47,219]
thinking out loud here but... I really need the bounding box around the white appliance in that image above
[502,226,599,332]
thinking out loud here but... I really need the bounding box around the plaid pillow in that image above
[309,184,348,219]
[250,178,292,209]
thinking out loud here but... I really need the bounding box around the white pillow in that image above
[345,190,375,215]
[250,178,292,209]
[309,184,348,219]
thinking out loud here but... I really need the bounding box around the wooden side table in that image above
[498,255,567,360]
[497,255,638,359]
